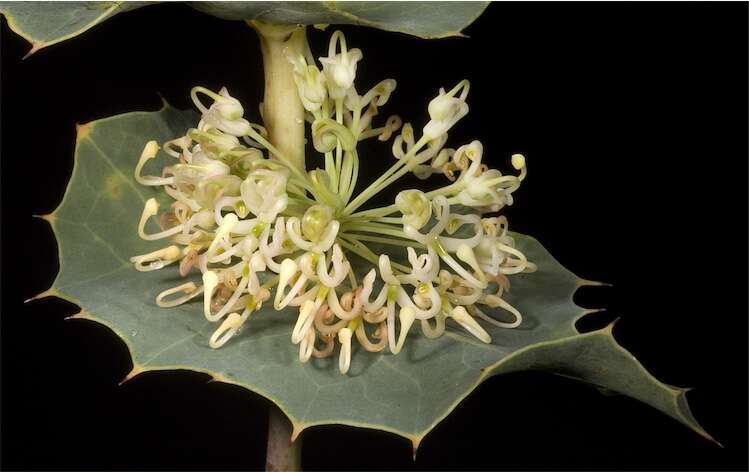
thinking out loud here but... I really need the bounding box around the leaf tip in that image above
[410,436,422,460]
[156,92,171,111]
[24,287,58,304]
[577,278,611,288]
[582,308,606,316]
[76,122,93,142]
[33,212,56,225]
[602,317,621,335]
[208,372,233,384]
[672,388,722,447]
[22,42,43,60]
[65,309,94,321]
[118,363,146,386]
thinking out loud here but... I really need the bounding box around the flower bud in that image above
[422,80,470,140]
[194,175,241,208]
[395,189,432,230]
[319,31,363,99]
[301,204,333,242]
[241,169,289,222]
[288,53,328,112]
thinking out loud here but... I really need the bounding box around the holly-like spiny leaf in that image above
[0,1,150,58]
[0,1,489,57]
[33,104,714,450]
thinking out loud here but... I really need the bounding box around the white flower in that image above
[475,216,533,276]
[395,189,432,230]
[288,53,328,112]
[422,80,470,140]
[188,128,241,157]
[286,204,340,253]
[403,195,451,245]
[456,148,526,212]
[130,31,535,376]
[191,86,251,136]
[193,174,241,208]
[319,31,363,99]
[240,168,289,223]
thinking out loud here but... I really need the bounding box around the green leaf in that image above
[0,1,149,57]
[35,104,714,450]
[0,1,488,57]
[190,1,490,39]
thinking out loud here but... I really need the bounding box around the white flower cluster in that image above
[131,30,534,374]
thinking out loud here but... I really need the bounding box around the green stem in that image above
[251,21,308,472]
[253,21,307,171]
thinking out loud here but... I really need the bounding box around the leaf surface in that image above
[39,105,713,449]
[0,1,488,56]
[0,1,149,56]
[191,1,489,38]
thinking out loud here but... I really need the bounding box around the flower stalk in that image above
[255,22,308,471]
[252,21,307,171]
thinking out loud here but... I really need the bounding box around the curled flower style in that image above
[131,30,535,375]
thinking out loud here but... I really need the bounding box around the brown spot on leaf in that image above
[105,174,122,200]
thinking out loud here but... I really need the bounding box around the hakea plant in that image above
[4,3,715,468]
[130,30,533,374]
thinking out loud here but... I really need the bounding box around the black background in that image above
[2,2,748,471]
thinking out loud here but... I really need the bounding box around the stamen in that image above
[209,273,249,322]
[391,307,415,355]
[327,287,363,320]
[209,312,242,348]
[202,271,219,318]
[156,282,204,308]
[274,258,306,310]
[314,303,347,335]
[359,269,388,312]
[138,198,185,241]
[299,328,315,362]
[205,213,238,257]
[317,244,348,287]
[450,306,491,343]
[421,311,446,339]
[337,327,353,374]
[355,322,387,352]
[291,300,317,344]
[130,245,181,272]
[312,333,335,358]
[135,141,174,186]
[472,297,523,329]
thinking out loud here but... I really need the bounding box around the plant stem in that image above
[265,406,301,472]
[253,21,307,171]
[251,21,308,472]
